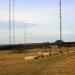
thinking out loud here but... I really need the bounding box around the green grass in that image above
[0,47,75,75]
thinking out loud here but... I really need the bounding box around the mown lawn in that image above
[0,48,75,75]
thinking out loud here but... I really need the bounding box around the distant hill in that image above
[0,42,75,50]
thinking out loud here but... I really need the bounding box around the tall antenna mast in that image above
[59,0,62,40]
[9,0,11,47]
[59,0,63,55]
[13,0,15,45]
[24,23,26,50]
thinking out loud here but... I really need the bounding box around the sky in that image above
[0,0,75,44]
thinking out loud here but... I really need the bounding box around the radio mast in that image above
[9,0,11,48]
[59,0,62,41]
[13,0,15,45]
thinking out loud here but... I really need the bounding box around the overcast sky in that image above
[0,0,75,44]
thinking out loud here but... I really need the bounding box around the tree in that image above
[55,40,64,55]
[42,42,52,55]
[15,45,25,53]
[45,42,50,48]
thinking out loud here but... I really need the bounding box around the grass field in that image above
[0,47,75,75]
